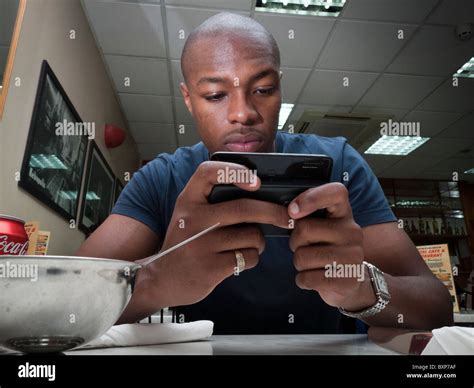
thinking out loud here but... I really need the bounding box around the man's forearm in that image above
[116,265,167,324]
[363,274,453,330]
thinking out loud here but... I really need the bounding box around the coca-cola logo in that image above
[0,235,29,255]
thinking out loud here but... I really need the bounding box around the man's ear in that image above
[180,82,193,116]
[279,70,283,80]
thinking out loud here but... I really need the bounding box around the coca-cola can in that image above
[0,215,29,256]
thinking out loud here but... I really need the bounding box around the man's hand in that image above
[142,161,290,309]
[288,183,376,312]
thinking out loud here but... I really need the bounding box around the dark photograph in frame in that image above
[19,60,89,221]
[79,142,115,235]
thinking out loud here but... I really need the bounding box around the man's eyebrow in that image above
[196,76,227,86]
[251,68,279,82]
[196,69,279,86]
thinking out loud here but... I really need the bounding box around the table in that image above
[454,311,474,327]
[66,334,399,356]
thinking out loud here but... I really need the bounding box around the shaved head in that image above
[179,12,282,154]
[181,12,280,84]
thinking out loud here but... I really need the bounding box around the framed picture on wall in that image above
[19,60,89,221]
[112,177,124,208]
[79,142,115,235]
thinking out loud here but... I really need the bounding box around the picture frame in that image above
[112,177,124,209]
[19,60,89,221]
[78,142,115,235]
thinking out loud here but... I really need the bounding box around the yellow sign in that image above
[35,231,50,256]
[417,244,459,313]
[24,221,40,255]
[25,221,50,256]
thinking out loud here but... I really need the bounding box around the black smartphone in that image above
[208,152,333,237]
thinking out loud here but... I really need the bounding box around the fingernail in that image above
[289,202,299,215]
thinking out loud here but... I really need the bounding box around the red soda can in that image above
[0,215,29,256]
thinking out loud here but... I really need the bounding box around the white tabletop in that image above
[66,334,399,356]
[454,311,474,323]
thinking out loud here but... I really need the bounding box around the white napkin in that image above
[77,320,214,349]
[421,326,474,355]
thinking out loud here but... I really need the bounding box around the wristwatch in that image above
[338,261,390,319]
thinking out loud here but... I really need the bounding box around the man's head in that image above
[180,12,282,154]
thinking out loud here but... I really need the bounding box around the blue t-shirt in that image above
[113,132,396,334]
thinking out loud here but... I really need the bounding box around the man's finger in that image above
[214,248,260,280]
[293,245,363,272]
[289,217,363,251]
[208,198,291,229]
[288,183,352,220]
[182,161,261,203]
[202,225,265,254]
[295,269,357,293]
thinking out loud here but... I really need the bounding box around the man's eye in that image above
[255,87,275,96]
[205,93,226,102]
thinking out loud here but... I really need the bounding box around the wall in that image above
[460,182,474,264]
[459,182,474,309]
[0,0,140,255]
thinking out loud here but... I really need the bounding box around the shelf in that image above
[407,234,468,242]
[392,207,464,217]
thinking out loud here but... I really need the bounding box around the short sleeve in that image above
[342,143,397,227]
[111,159,165,237]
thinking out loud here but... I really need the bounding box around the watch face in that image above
[374,269,389,294]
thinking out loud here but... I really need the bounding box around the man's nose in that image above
[227,91,259,125]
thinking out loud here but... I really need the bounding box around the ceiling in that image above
[81,0,474,182]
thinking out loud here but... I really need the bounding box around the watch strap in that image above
[338,261,390,319]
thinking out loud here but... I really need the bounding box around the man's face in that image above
[180,35,281,154]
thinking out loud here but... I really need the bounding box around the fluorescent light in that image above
[59,191,101,201]
[441,190,460,198]
[30,154,67,170]
[59,191,76,201]
[278,103,294,130]
[465,168,474,174]
[256,0,346,17]
[445,210,464,219]
[85,191,101,200]
[454,57,474,79]
[364,136,430,156]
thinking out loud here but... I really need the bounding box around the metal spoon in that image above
[140,222,221,266]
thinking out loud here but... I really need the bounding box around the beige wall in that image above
[0,0,140,255]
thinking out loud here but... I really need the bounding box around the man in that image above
[77,13,452,334]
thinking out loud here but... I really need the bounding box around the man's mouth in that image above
[224,134,264,152]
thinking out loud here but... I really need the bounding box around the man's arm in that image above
[76,214,168,323]
[77,162,291,325]
[289,183,453,331]
[76,214,160,261]
[358,222,453,329]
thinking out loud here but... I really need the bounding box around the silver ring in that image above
[234,250,245,276]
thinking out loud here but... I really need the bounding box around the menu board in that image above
[417,244,460,313]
